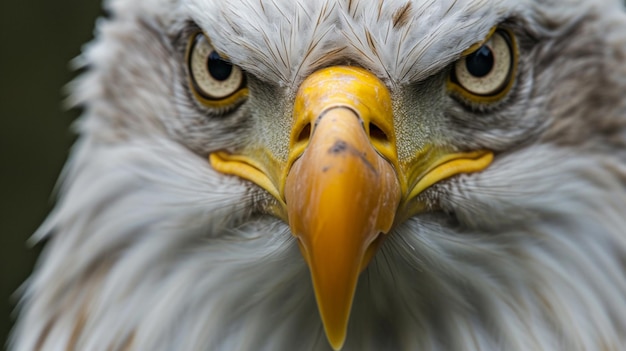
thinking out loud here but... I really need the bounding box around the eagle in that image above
[10,0,626,350]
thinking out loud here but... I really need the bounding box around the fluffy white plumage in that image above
[11,0,626,350]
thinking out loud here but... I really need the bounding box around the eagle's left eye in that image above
[186,33,247,109]
[449,29,517,103]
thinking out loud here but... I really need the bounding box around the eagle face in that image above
[11,0,626,350]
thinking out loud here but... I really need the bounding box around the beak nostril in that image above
[369,123,388,143]
[297,123,312,144]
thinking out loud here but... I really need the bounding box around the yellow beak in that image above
[286,107,400,350]
[282,67,401,350]
[209,66,493,350]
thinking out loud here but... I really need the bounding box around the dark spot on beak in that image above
[329,140,348,154]
[326,139,377,174]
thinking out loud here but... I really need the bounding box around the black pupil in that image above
[207,51,233,81]
[465,45,494,78]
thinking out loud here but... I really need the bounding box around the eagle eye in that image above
[448,29,517,103]
[207,51,234,81]
[186,32,247,108]
[465,46,494,78]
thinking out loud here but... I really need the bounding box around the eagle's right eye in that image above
[447,28,517,105]
[186,33,248,109]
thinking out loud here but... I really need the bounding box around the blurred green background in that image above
[0,0,102,346]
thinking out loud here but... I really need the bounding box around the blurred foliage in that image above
[0,0,102,346]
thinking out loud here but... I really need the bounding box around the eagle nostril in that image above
[369,123,389,144]
[297,123,312,144]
